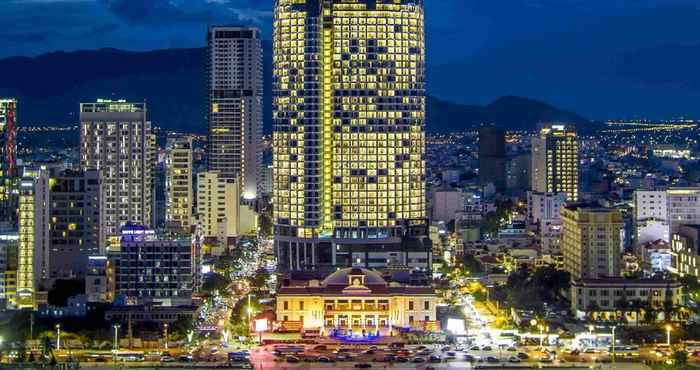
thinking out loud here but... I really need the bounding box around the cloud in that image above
[0,32,60,43]
[101,0,271,26]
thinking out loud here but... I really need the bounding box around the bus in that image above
[685,341,700,353]
[114,352,145,362]
[608,345,640,357]
[273,345,305,356]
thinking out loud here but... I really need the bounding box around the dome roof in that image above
[321,267,387,286]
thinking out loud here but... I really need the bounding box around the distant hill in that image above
[0,47,589,133]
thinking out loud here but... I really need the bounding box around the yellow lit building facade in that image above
[17,169,50,310]
[273,0,428,271]
[165,135,193,233]
[531,124,579,201]
[276,267,438,335]
[561,205,623,280]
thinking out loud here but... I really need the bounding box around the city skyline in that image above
[4,1,700,119]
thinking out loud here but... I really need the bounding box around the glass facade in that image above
[273,0,426,253]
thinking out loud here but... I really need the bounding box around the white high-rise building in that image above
[80,99,155,239]
[17,168,50,310]
[633,188,700,244]
[207,26,263,200]
[165,135,193,233]
[531,124,579,201]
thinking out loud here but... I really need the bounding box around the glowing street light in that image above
[55,324,61,351]
[665,324,672,346]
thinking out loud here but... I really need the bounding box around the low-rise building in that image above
[570,278,683,323]
[276,268,439,337]
[85,256,112,303]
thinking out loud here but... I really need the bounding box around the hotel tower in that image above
[273,0,429,272]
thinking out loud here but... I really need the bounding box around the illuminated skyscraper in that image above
[80,99,155,239]
[531,123,579,201]
[0,99,18,227]
[165,135,193,233]
[273,0,428,271]
[207,26,263,200]
[17,168,50,310]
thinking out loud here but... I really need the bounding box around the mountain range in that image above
[0,47,590,133]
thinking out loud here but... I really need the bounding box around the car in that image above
[411,357,426,363]
[446,351,456,357]
[396,357,409,363]
[506,346,517,352]
[382,355,396,362]
[313,345,327,351]
[318,356,333,363]
[362,349,376,355]
[508,356,521,363]
[286,356,300,363]
[336,355,352,361]
[540,357,553,363]
[354,363,372,368]
[160,356,175,362]
[417,349,432,356]
[470,345,480,351]
[368,345,379,351]
[335,348,352,354]
[416,345,428,350]
[481,346,493,351]
[463,354,476,362]
[486,356,499,363]
[426,367,436,370]
[178,354,193,362]
[441,346,451,352]
[517,352,529,359]
[583,348,598,354]
[429,355,441,363]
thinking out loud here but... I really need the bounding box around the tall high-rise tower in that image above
[478,124,506,192]
[0,99,18,227]
[165,135,193,233]
[531,123,579,201]
[80,99,154,239]
[207,26,263,200]
[273,0,428,272]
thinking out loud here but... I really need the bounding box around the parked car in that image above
[355,363,372,368]
[508,356,521,363]
[517,352,529,359]
[429,355,441,363]
[486,356,499,363]
[286,356,300,363]
[411,357,426,363]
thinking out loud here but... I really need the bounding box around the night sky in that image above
[3,0,700,119]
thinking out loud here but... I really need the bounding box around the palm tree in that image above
[586,301,600,322]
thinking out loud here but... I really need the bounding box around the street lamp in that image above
[665,324,672,346]
[112,324,120,360]
[164,323,169,351]
[611,325,617,366]
[55,324,61,351]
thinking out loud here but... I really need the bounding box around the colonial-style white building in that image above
[276,268,439,336]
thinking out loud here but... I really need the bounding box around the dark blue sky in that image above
[3,0,700,119]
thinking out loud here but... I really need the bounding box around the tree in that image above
[672,349,689,365]
[201,272,231,293]
[586,301,600,322]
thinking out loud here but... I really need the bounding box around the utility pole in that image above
[128,313,133,349]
